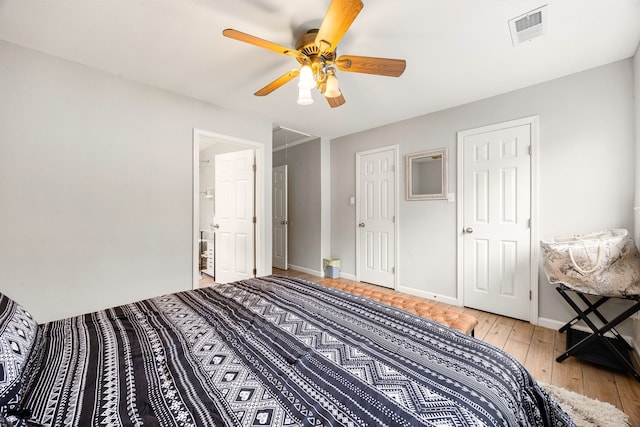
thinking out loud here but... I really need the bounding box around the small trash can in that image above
[323,258,340,279]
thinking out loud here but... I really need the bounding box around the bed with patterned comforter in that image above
[0,276,573,426]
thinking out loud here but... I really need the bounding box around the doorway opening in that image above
[192,129,265,289]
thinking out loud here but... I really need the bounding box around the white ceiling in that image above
[1,0,638,142]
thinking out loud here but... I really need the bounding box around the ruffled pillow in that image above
[0,294,39,411]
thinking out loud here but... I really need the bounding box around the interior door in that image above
[357,147,396,288]
[214,149,255,283]
[461,122,532,320]
[272,165,288,270]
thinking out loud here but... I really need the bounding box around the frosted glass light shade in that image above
[298,65,315,90]
[324,73,341,98]
[297,88,314,105]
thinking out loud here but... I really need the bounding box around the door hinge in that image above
[252,164,256,172]
[392,216,395,223]
[253,216,257,224]
[527,218,531,228]
[528,145,532,156]
[529,290,532,300]
[392,267,395,274]
[253,268,257,276]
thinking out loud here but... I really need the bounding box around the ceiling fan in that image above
[223,0,406,108]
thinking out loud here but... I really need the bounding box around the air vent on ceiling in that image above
[509,5,548,46]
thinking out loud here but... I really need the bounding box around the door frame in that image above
[192,128,264,289]
[355,144,399,289]
[456,116,539,323]
[272,165,288,270]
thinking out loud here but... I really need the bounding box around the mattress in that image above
[9,276,573,426]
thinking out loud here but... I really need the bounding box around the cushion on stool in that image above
[318,279,478,335]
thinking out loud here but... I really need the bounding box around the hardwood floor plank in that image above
[550,331,584,393]
[582,362,622,409]
[503,339,529,365]
[484,321,513,349]
[532,325,556,344]
[524,336,555,383]
[615,371,640,400]
[472,313,498,340]
[621,397,640,427]
[509,320,535,344]
[496,316,516,327]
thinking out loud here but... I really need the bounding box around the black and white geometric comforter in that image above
[19,276,573,426]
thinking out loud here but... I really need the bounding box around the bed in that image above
[0,276,573,426]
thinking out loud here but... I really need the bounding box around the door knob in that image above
[281,220,288,225]
[358,222,365,228]
[464,227,473,233]
[212,224,220,229]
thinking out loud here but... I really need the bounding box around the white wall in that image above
[331,59,635,327]
[320,137,332,267]
[0,41,272,323]
[199,147,216,234]
[273,139,323,274]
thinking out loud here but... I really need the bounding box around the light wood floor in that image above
[266,268,640,427]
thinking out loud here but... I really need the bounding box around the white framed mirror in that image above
[406,148,447,200]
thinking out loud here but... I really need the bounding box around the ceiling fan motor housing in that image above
[295,29,336,65]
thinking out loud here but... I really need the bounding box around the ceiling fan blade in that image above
[223,29,302,59]
[254,69,300,96]
[335,55,406,77]
[326,93,346,108]
[315,0,363,54]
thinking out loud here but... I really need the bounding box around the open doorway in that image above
[192,129,265,289]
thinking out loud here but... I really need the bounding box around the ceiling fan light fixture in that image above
[223,0,406,108]
[297,88,314,106]
[298,65,315,90]
[324,71,341,98]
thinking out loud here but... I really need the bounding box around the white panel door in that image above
[214,149,255,283]
[272,165,288,270]
[357,148,396,288]
[462,124,531,320]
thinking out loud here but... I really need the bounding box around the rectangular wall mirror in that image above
[406,148,447,200]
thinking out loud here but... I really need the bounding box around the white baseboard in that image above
[536,317,568,332]
[340,272,356,281]
[286,264,323,278]
[285,265,356,282]
[397,285,459,306]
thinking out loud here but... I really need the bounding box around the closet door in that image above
[459,119,534,321]
[272,165,288,270]
[356,146,397,289]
